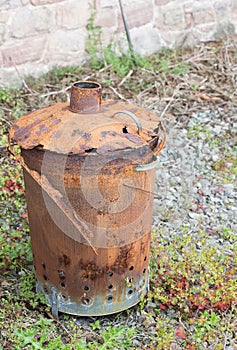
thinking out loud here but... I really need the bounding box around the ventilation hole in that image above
[144,256,147,261]
[122,126,128,133]
[85,148,96,153]
[128,289,134,295]
[83,274,89,279]
[107,295,113,302]
[108,271,113,277]
[58,270,65,279]
[62,294,67,300]
[129,266,134,271]
[108,284,113,289]
[42,263,46,269]
[143,268,146,274]
[129,278,133,283]
[81,297,91,305]
[43,274,48,281]
[43,286,49,294]
[84,285,90,291]
[60,282,66,288]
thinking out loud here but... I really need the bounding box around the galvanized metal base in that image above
[36,273,149,318]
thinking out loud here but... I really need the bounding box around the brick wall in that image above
[1,0,237,86]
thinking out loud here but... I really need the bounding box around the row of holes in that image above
[81,287,135,306]
[42,269,147,287]
[43,277,145,290]
[43,287,135,305]
[42,255,147,277]
[41,256,148,293]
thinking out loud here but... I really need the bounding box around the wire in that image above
[118,0,137,66]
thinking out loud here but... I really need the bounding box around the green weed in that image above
[0,87,27,119]
[86,6,190,79]
[86,3,103,70]
[88,324,136,350]
[15,316,68,350]
[211,148,237,183]
[149,229,237,314]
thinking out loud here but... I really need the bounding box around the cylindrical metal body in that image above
[9,81,166,317]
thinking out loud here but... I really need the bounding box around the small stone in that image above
[212,154,219,162]
[188,212,200,219]
[213,125,222,133]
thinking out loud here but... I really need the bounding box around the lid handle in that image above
[112,110,142,134]
[135,156,158,172]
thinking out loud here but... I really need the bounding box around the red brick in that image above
[100,0,117,8]
[95,7,117,28]
[56,0,90,29]
[10,7,53,38]
[155,0,171,5]
[30,0,64,5]
[192,6,216,25]
[0,24,5,45]
[175,29,200,48]
[214,0,231,16]
[2,37,45,67]
[0,0,25,10]
[185,12,195,29]
[118,0,153,30]
[199,23,217,34]
[46,29,86,62]
[230,0,237,18]
[163,6,185,30]
[230,7,237,19]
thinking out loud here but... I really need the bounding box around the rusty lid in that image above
[9,81,165,157]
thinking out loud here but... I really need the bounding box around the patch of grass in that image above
[150,229,237,313]
[0,145,30,272]
[147,228,237,348]
[187,125,210,140]
[142,48,190,75]
[187,119,237,184]
[15,316,67,350]
[87,324,136,350]
[0,87,27,120]
[103,43,139,78]
[211,149,237,180]
[27,66,83,88]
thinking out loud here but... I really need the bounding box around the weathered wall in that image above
[0,0,237,86]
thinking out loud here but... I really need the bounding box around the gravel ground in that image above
[153,108,237,239]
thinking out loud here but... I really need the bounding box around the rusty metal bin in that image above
[9,81,166,317]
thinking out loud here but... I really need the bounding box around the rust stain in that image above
[59,254,71,266]
[69,81,102,113]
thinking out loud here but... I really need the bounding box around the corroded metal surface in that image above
[24,165,152,316]
[21,148,155,248]
[9,81,166,316]
[69,81,102,113]
[9,101,165,157]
